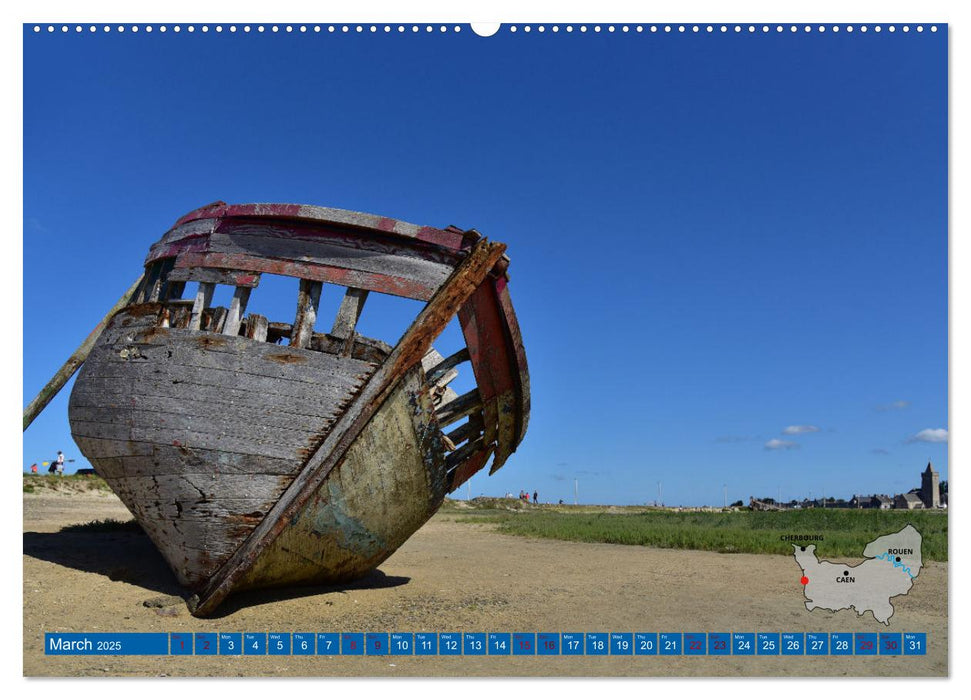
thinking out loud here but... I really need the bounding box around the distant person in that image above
[533,491,538,504]
[524,492,529,503]
[47,462,56,475]
[29,464,37,474]
[558,499,564,505]
[55,451,65,476]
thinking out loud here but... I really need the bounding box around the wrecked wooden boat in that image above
[67,201,529,617]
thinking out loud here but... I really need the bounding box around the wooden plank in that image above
[167,267,261,287]
[435,389,481,426]
[222,287,251,337]
[494,275,531,445]
[71,436,298,476]
[23,274,144,431]
[446,446,494,493]
[170,202,465,250]
[291,280,322,349]
[245,314,268,342]
[174,251,440,301]
[446,414,483,448]
[310,333,390,364]
[330,287,369,338]
[202,306,228,333]
[188,282,215,330]
[330,287,369,356]
[189,237,507,617]
[148,259,175,302]
[425,347,469,386]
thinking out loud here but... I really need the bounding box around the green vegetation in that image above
[22,473,111,493]
[450,503,947,562]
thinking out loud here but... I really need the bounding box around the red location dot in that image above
[800,576,809,585]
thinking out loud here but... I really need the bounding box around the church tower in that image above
[920,462,940,508]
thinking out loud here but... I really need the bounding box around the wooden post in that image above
[291,279,322,349]
[23,274,144,431]
[188,282,215,331]
[330,287,369,355]
[223,286,252,337]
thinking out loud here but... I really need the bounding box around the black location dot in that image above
[896,557,901,562]
[843,571,849,576]
[800,546,806,551]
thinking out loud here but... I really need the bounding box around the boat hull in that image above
[69,303,445,591]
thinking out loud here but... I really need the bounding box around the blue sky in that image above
[22,24,947,505]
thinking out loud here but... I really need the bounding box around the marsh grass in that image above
[453,507,947,561]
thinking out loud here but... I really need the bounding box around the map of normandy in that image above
[792,524,922,625]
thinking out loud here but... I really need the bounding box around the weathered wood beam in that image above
[291,280,322,349]
[435,389,482,426]
[188,282,215,331]
[187,237,507,617]
[167,267,261,288]
[23,274,144,431]
[223,286,252,337]
[330,287,369,338]
[244,314,269,342]
[426,347,470,386]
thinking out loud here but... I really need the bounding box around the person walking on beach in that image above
[55,451,65,476]
[533,490,538,504]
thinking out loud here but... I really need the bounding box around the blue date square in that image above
[415,633,437,655]
[391,633,413,655]
[732,633,755,655]
[341,633,364,655]
[904,633,926,655]
[659,633,682,655]
[806,633,828,655]
[684,633,706,655]
[586,632,609,655]
[708,633,730,656]
[464,633,486,655]
[635,633,658,655]
[439,633,461,655]
[514,633,536,655]
[879,633,902,656]
[268,633,290,655]
[781,633,804,655]
[171,633,192,655]
[538,633,559,655]
[219,633,242,655]
[317,633,339,655]
[561,633,584,655]
[488,633,510,655]
[757,633,780,655]
[293,633,314,655]
[855,633,877,655]
[244,633,266,655]
[831,633,853,656]
[610,633,633,655]
[194,633,217,655]
[366,633,389,655]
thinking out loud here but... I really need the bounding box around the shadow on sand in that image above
[23,525,410,617]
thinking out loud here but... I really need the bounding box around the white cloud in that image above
[765,439,799,451]
[908,428,948,444]
[782,425,820,435]
[876,400,910,412]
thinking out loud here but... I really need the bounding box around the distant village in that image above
[749,462,947,511]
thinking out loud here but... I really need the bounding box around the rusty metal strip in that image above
[187,238,507,617]
[173,251,439,301]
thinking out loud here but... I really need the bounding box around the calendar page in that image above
[20,4,950,683]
